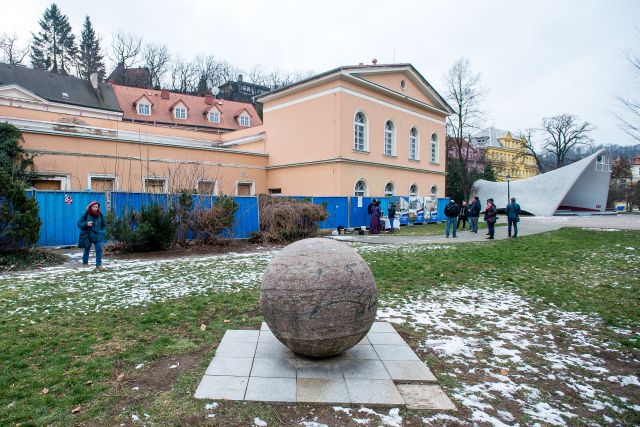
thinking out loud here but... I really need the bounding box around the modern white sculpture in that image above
[471,150,612,216]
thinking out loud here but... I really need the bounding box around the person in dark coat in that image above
[505,197,522,238]
[388,202,397,234]
[484,198,497,239]
[457,200,468,230]
[370,200,382,234]
[444,199,460,238]
[77,201,107,269]
[468,196,481,233]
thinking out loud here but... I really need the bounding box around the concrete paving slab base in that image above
[194,322,455,409]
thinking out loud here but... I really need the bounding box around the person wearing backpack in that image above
[444,199,460,238]
[484,198,497,239]
[505,197,522,238]
[77,201,107,269]
[468,196,481,233]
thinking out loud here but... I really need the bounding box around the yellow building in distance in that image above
[473,127,539,181]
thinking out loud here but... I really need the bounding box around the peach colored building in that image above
[0,63,451,197]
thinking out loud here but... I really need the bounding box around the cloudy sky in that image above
[2,0,639,146]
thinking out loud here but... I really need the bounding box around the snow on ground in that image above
[0,250,276,319]
[378,286,639,425]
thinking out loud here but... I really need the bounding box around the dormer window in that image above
[239,115,250,127]
[137,103,150,115]
[208,111,220,123]
[175,107,187,120]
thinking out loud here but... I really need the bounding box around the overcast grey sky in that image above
[2,0,640,146]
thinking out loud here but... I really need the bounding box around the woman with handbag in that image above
[77,201,107,269]
[484,198,497,240]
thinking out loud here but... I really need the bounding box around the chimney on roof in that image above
[89,73,99,90]
[238,74,243,82]
[161,89,169,100]
[358,62,364,66]
[204,94,214,105]
[372,58,378,65]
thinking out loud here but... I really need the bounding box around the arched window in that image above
[430,133,438,163]
[354,179,367,196]
[384,120,395,156]
[384,182,395,196]
[409,184,418,197]
[430,185,438,197]
[354,112,367,151]
[409,127,419,160]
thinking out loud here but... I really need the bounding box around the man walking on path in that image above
[468,196,481,233]
[444,199,460,238]
[506,197,521,238]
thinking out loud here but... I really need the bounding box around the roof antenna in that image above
[372,58,378,65]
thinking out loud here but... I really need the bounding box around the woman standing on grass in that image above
[484,198,497,239]
[77,201,107,270]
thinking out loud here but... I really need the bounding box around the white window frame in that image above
[174,107,187,120]
[208,111,221,123]
[143,176,168,193]
[137,102,150,116]
[430,133,439,163]
[409,184,418,197]
[354,179,368,197]
[353,111,368,152]
[596,155,611,172]
[31,173,70,191]
[197,179,218,195]
[88,174,118,191]
[239,115,250,127]
[384,120,395,156]
[409,127,419,160]
[384,181,395,197]
[235,181,255,196]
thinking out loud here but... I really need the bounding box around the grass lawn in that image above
[0,228,638,425]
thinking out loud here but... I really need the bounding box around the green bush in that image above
[0,169,41,251]
[107,203,177,252]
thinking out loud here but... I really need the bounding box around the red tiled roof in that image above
[110,84,262,131]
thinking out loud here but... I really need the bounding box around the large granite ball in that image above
[260,238,377,357]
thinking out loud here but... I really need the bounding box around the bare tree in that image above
[108,31,142,69]
[193,54,224,91]
[217,60,241,85]
[248,64,270,87]
[0,32,30,65]
[541,114,594,169]
[617,24,640,143]
[444,58,486,200]
[143,43,170,88]
[518,128,544,172]
[170,56,197,94]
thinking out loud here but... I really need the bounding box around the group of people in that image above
[367,199,397,234]
[444,196,521,239]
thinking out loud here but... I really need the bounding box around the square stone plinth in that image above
[396,384,457,410]
[194,323,450,406]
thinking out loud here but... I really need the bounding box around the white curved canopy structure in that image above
[471,150,611,216]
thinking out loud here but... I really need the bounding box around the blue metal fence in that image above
[25,191,447,246]
[26,191,107,246]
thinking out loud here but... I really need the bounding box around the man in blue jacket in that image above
[77,201,107,269]
[505,197,521,238]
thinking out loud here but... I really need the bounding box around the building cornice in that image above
[0,116,268,157]
[266,157,446,175]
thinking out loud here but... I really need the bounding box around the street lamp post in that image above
[506,174,512,204]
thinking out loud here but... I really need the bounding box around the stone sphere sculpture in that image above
[260,238,377,357]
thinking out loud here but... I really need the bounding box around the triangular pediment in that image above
[0,84,48,103]
[348,66,452,114]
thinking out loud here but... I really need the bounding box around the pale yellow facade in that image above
[0,64,451,197]
[485,132,539,181]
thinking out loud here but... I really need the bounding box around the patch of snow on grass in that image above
[253,417,267,426]
[378,285,639,424]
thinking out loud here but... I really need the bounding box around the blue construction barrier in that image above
[311,197,349,230]
[26,191,107,247]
